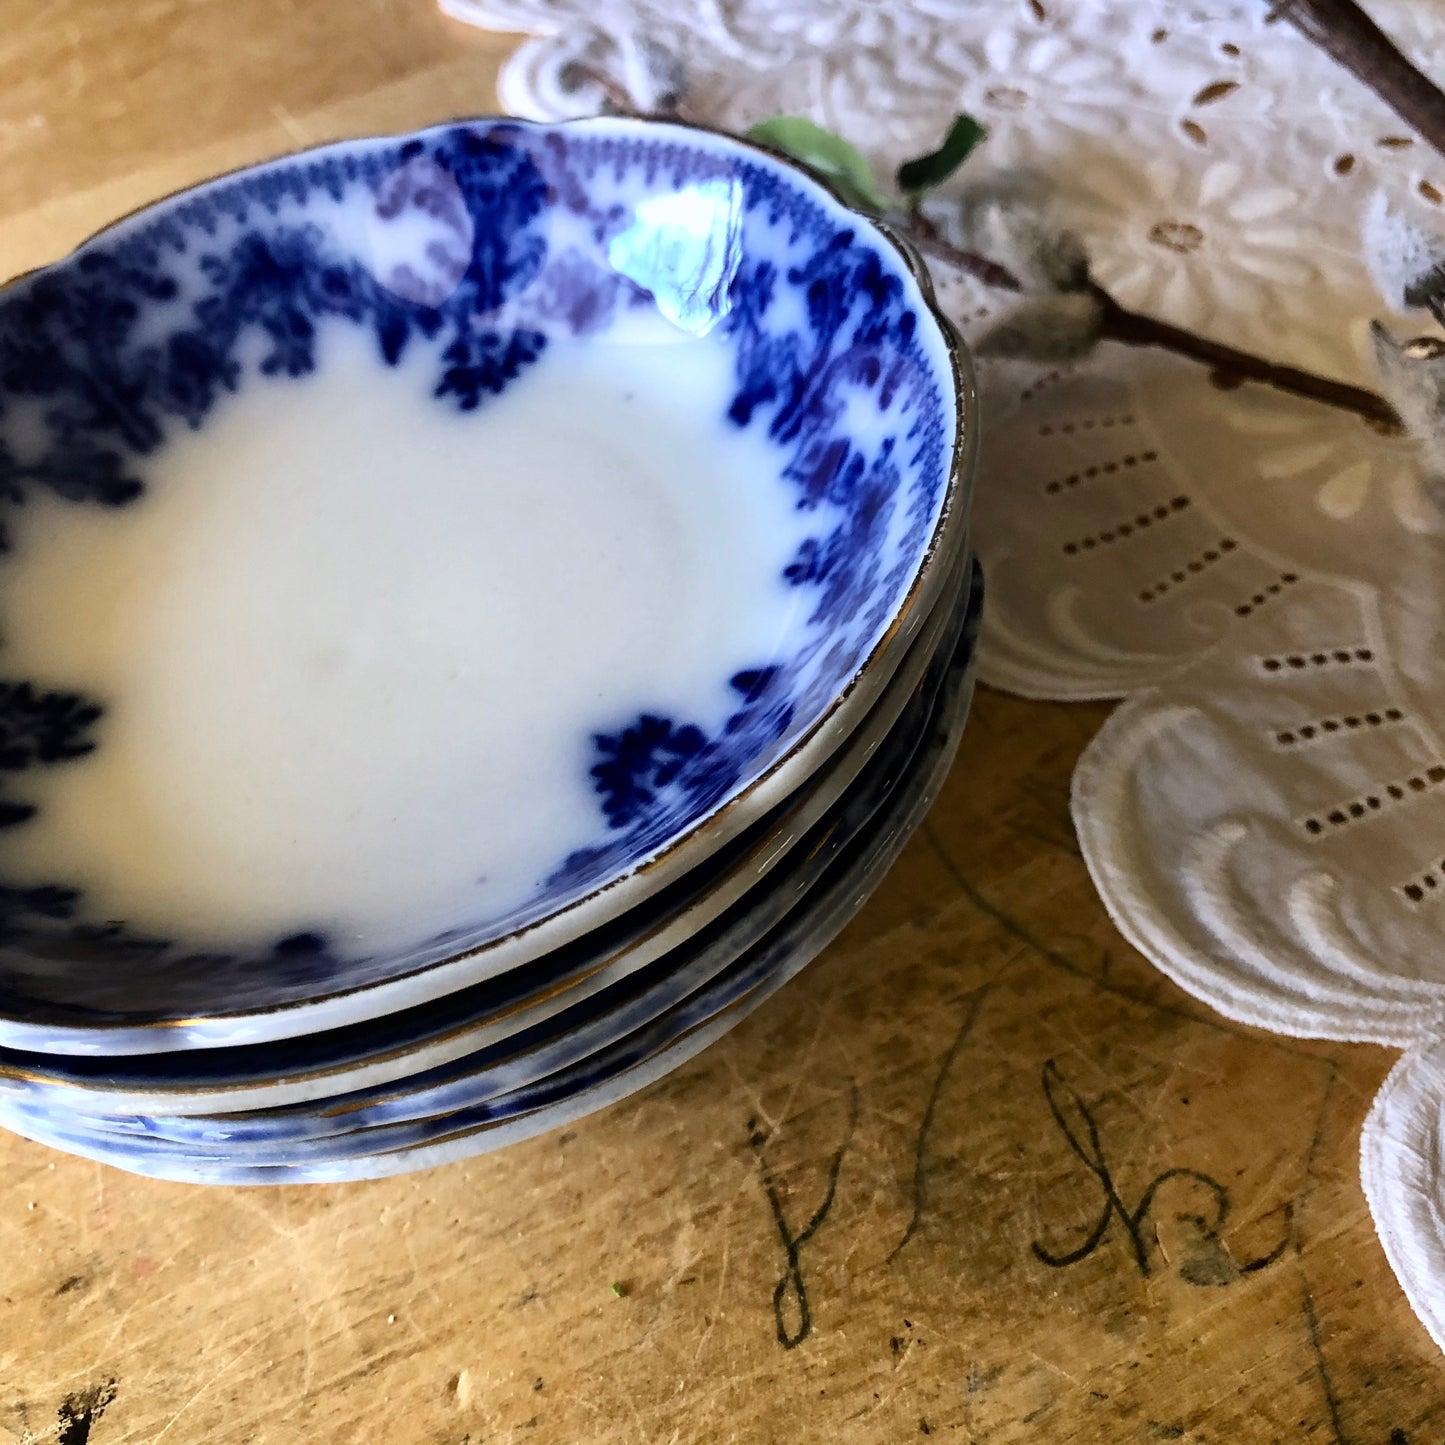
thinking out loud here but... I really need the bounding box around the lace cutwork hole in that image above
[1137,536,1235,602]
[1233,572,1300,618]
[1148,220,1205,254]
[1192,80,1239,106]
[1301,764,1445,837]
[1045,448,1158,495]
[1274,707,1406,748]
[1019,369,1064,404]
[1400,862,1445,905]
[1065,496,1189,555]
[1037,413,1137,438]
[984,85,1029,110]
[1258,648,1373,674]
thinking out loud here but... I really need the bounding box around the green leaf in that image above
[745,116,886,212]
[896,114,988,197]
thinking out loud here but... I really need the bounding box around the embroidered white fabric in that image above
[446,0,1445,1352]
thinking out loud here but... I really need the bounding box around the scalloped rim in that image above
[0,114,976,1052]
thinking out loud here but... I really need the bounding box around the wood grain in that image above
[1,4,1442,1441]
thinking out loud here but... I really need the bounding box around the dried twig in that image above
[1094,287,1400,427]
[1272,0,1445,162]
[904,225,1402,429]
[580,71,1404,429]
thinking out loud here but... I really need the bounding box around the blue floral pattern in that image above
[0,119,959,1028]
[0,129,553,528]
[535,134,950,900]
[0,563,984,1178]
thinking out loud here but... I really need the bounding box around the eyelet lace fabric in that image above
[447,0,1445,1353]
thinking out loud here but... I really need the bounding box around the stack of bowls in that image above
[0,117,979,1183]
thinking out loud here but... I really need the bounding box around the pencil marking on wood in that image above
[1031,1059,1292,1281]
[1293,1064,1350,1444]
[887,985,992,1264]
[749,1082,859,1349]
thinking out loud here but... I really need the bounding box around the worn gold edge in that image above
[0,113,977,1037]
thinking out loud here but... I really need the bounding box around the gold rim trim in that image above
[0,113,978,1039]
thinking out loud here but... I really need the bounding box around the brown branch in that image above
[903,0,1445,431]
[903,226,1402,430]
[1092,287,1401,429]
[907,224,1026,294]
[560,68,1404,431]
[1273,0,1445,162]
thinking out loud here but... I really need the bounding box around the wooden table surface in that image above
[1,4,1441,1442]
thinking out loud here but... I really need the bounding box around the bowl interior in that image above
[0,117,962,1024]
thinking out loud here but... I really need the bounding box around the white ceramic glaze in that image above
[0,117,973,1053]
[0,542,969,1113]
[2,323,812,953]
[0,564,983,1180]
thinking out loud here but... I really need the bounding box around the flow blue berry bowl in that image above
[0,115,975,1054]
[0,563,985,1184]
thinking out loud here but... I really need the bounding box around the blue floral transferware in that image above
[0,117,973,1052]
[1,565,983,1181]
[0,543,970,1113]
[36,558,978,1154]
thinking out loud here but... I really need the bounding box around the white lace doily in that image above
[446,0,1445,1355]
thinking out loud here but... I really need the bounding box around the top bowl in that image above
[0,116,975,1051]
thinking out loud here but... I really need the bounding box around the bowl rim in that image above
[0,112,979,1050]
[0,569,985,1183]
[0,553,976,1112]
